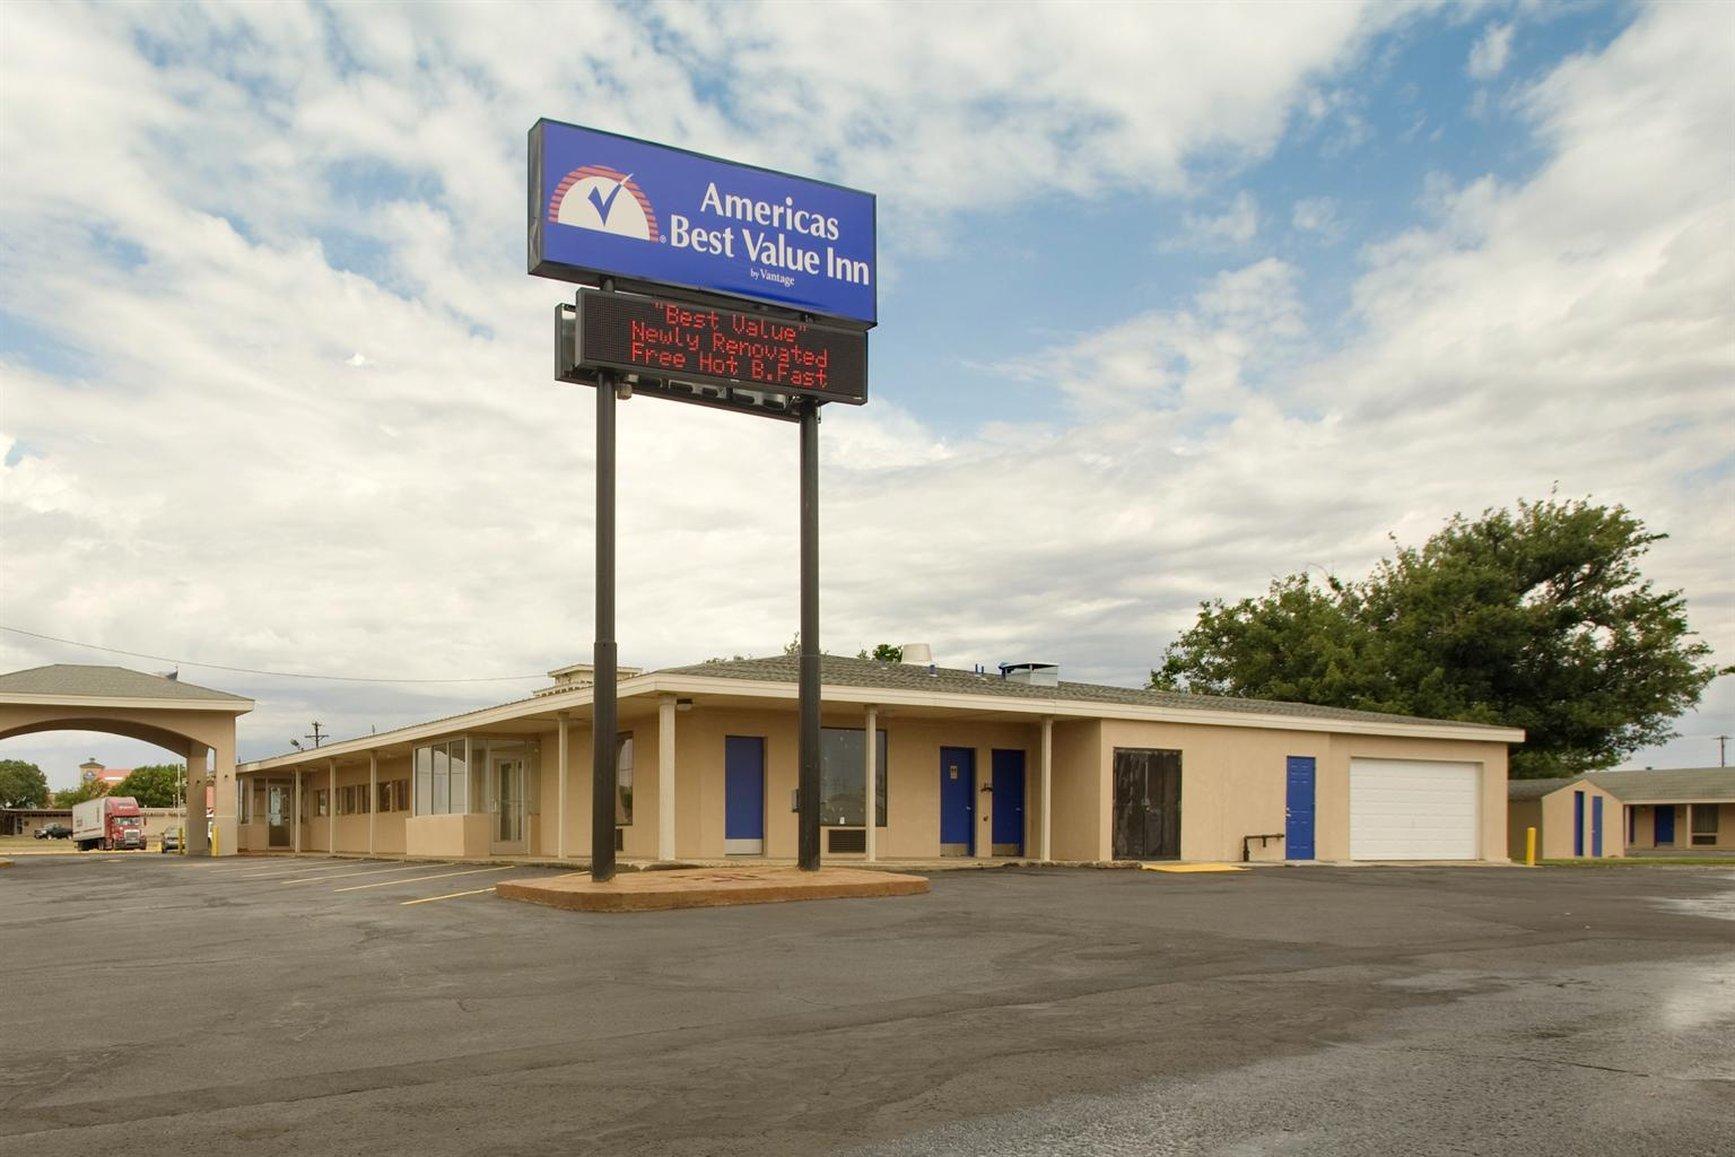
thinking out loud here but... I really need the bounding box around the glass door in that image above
[492,757,526,853]
[267,783,291,848]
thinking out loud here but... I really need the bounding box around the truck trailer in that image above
[72,796,146,851]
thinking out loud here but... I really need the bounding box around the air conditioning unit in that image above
[1000,662,1060,687]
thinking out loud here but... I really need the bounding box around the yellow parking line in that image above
[400,886,498,906]
[333,865,514,893]
[280,864,439,885]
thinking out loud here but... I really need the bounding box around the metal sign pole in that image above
[797,398,822,871]
[592,367,619,883]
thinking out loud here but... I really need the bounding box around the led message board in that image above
[530,120,877,328]
[561,290,867,410]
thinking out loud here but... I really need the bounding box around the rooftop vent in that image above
[899,643,933,665]
[1000,662,1059,687]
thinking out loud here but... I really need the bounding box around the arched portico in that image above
[0,665,253,856]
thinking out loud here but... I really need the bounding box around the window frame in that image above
[413,738,470,816]
[616,733,634,826]
[1690,803,1720,846]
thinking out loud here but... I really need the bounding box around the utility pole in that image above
[1718,734,1729,768]
[304,722,328,749]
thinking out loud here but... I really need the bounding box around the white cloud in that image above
[1291,196,1344,242]
[1468,22,1515,81]
[1173,191,1261,249]
[1,2,1730,778]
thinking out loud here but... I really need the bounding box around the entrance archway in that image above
[0,665,253,856]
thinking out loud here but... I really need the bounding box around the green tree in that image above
[112,764,184,808]
[52,781,103,808]
[855,644,904,662]
[0,759,51,808]
[1153,498,1724,778]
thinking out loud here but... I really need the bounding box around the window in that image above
[616,734,634,826]
[819,727,888,827]
[338,784,371,816]
[314,789,329,818]
[413,739,470,815]
[1691,805,1720,846]
[378,778,410,813]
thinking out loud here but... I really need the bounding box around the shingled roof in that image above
[1507,775,1588,801]
[1584,767,1735,804]
[0,664,251,705]
[655,655,1516,732]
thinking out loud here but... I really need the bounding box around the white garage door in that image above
[1349,759,1480,860]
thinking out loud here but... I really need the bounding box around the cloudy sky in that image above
[2,1,1731,787]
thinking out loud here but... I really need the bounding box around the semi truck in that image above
[72,796,146,851]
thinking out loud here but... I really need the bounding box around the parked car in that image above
[35,823,72,840]
[160,827,182,853]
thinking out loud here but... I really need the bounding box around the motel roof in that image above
[659,656,1518,729]
[240,654,1523,771]
[1583,767,1735,805]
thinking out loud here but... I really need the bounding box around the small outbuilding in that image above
[1586,767,1735,854]
[1506,776,1625,859]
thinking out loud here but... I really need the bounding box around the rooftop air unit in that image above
[1000,662,1060,687]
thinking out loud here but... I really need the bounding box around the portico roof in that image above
[0,664,254,712]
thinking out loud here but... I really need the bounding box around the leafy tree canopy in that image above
[856,644,904,662]
[1152,497,1725,778]
[0,759,51,809]
[112,764,184,809]
[52,781,103,808]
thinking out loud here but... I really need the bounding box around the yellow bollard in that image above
[1525,826,1537,867]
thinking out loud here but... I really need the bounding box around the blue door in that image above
[724,736,765,854]
[1591,795,1604,857]
[991,750,1025,856]
[1285,756,1316,861]
[939,747,975,855]
[1573,791,1585,856]
[1655,805,1676,846]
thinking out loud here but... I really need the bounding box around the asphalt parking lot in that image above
[2,856,1731,1156]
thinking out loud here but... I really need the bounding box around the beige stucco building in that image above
[1505,767,1735,858]
[236,656,1522,865]
[1591,767,1735,854]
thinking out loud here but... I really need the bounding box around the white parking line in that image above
[332,865,515,893]
[279,863,441,885]
[400,886,498,906]
[228,864,368,881]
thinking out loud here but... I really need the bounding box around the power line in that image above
[0,626,548,685]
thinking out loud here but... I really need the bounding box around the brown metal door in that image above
[1113,749,1182,859]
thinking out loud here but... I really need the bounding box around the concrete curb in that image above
[496,865,930,913]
